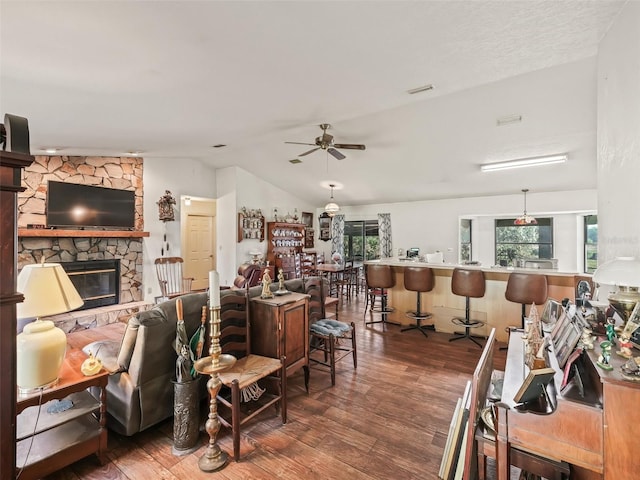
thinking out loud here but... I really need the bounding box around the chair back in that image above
[505,273,548,306]
[365,264,395,289]
[452,268,486,299]
[154,257,192,298]
[304,276,326,324]
[219,289,250,360]
[403,266,434,293]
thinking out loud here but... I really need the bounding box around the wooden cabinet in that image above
[16,348,108,479]
[237,210,264,242]
[267,222,305,279]
[249,293,309,390]
[1,149,34,479]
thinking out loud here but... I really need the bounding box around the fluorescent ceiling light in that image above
[407,84,434,95]
[480,154,567,172]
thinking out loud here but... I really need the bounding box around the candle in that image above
[209,270,220,308]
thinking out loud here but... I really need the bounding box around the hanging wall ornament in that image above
[158,190,177,222]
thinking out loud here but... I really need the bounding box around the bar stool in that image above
[400,266,435,337]
[449,268,486,348]
[364,264,395,326]
[505,272,548,329]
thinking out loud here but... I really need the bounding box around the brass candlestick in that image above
[193,303,236,472]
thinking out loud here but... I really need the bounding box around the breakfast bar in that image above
[365,259,587,343]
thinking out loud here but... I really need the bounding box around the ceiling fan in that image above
[285,123,366,160]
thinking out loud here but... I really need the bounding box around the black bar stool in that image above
[505,272,548,329]
[449,268,486,348]
[364,264,395,326]
[400,266,435,337]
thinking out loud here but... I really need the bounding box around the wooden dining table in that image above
[315,262,362,297]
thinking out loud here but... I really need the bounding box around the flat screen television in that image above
[46,181,136,229]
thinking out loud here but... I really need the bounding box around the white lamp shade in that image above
[17,262,84,319]
[592,257,640,287]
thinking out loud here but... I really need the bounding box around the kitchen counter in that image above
[364,259,589,341]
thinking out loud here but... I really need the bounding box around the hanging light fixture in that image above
[324,184,340,217]
[514,189,537,225]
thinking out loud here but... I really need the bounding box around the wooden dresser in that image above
[496,331,640,479]
[249,292,310,390]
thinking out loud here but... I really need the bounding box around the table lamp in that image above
[16,262,84,393]
[592,256,640,325]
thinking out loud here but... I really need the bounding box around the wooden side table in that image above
[250,292,310,391]
[16,348,108,480]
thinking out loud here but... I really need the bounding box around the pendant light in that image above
[514,189,537,225]
[324,184,340,217]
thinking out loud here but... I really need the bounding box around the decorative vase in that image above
[172,379,201,455]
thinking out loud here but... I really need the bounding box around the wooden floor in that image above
[46,293,508,480]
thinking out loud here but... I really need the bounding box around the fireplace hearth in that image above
[61,260,121,310]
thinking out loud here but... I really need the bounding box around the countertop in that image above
[364,258,587,278]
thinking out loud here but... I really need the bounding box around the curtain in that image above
[378,213,393,258]
[330,214,345,261]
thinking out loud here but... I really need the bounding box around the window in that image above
[584,215,598,274]
[343,220,379,260]
[495,218,553,266]
[460,219,472,263]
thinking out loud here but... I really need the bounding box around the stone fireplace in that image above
[17,155,149,331]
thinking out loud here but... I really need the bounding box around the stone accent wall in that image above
[17,156,145,310]
[18,155,143,229]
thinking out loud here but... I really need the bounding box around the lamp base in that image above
[18,377,59,396]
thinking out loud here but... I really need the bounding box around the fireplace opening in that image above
[60,260,120,310]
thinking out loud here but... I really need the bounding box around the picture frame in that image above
[541,299,561,326]
[556,322,582,368]
[550,308,571,350]
[301,211,313,228]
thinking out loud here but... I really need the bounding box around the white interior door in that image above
[181,197,216,291]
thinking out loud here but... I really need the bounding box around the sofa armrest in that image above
[83,340,123,374]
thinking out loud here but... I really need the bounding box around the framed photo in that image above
[541,299,561,330]
[557,323,582,368]
[550,308,570,350]
[301,212,313,228]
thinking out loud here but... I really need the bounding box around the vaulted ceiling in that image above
[0,1,626,206]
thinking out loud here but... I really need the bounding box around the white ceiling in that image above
[0,1,626,207]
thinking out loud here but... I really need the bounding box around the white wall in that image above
[215,166,316,286]
[331,189,597,271]
[597,1,640,263]
[142,157,216,301]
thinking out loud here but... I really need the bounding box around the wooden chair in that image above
[305,276,356,386]
[335,259,357,301]
[216,289,287,461]
[154,257,194,299]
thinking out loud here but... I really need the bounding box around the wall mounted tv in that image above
[46,181,136,229]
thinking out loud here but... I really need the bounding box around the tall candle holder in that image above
[193,302,236,472]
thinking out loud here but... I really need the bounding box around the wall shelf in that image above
[18,229,150,238]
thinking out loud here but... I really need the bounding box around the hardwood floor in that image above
[45,294,507,480]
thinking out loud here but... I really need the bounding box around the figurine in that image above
[597,340,613,370]
[278,268,285,291]
[605,318,616,343]
[617,333,633,358]
[579,327,595,350]
[260,270,273,299]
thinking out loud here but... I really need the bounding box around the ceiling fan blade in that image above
[328,148,346,160]
[333,143,366,151]
[285,141,316,146]
[299,147,321,157]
